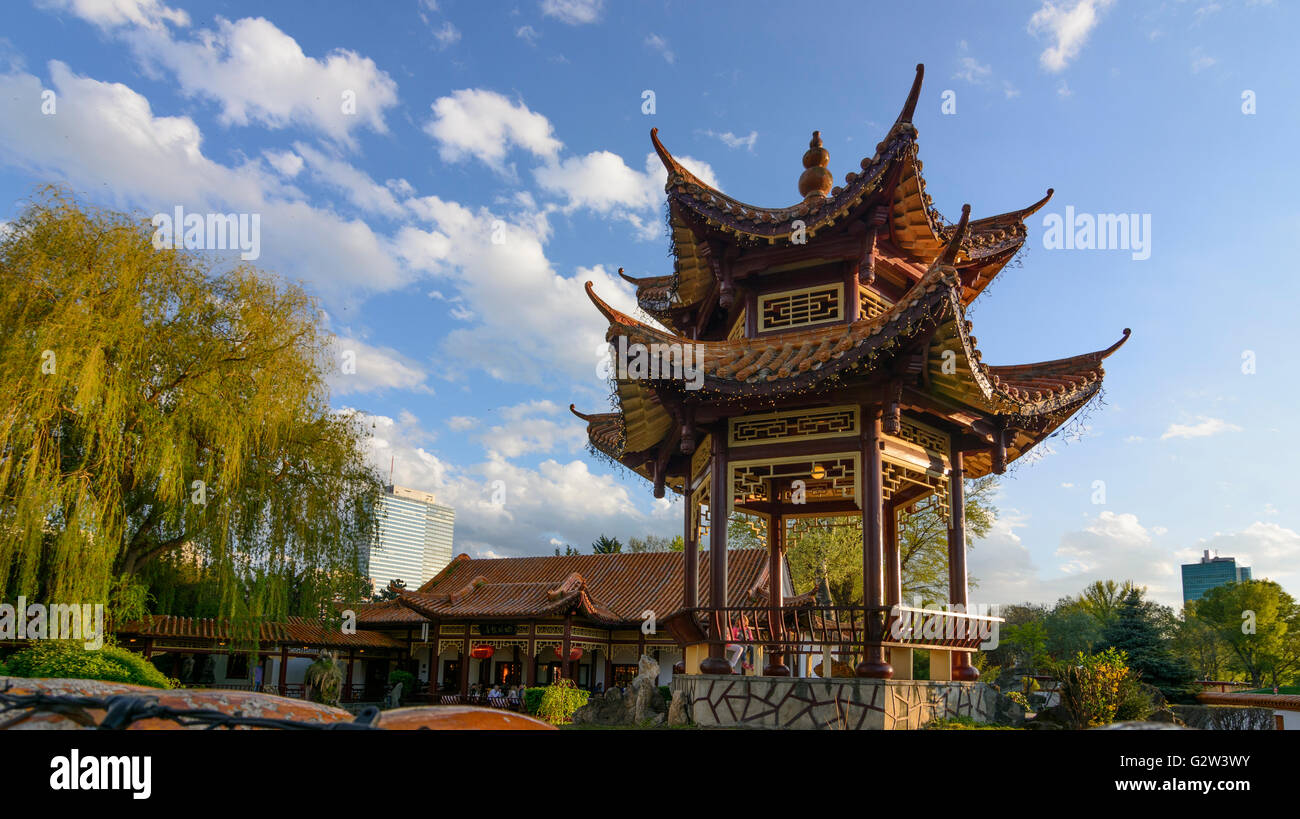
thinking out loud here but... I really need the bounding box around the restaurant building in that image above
[355,548,788,694]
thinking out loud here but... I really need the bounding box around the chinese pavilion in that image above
[571,64,1129,681]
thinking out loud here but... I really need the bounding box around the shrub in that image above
[927,715,1017,730]
[1051,647,1130,728]
[658,685,671,702]
[521,686,547,715]
[4,641,173,689]
[388,669,416,702]
[1114,678,1155,722]
[534,679,589,725]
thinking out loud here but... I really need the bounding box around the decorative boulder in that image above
[667,690,689,726]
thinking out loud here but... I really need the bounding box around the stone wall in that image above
[673,674,997,730]
[1171,705,1275,730]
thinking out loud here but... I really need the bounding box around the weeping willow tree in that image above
[0,189,383,627]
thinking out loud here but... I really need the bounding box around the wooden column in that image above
[700,426,733,674]
[278,645,288,689]
[525,622,536,686]
[856,406,893,678]
[561,612,573,679]
[884,501,901,608]
[458,639,469,695]
[684,483,698,609]
[346,651,355,701]
[948,444,979,681]
[763,480,790,676]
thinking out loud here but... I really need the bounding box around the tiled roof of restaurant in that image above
[117,615,407,650]
[385,549,774,626]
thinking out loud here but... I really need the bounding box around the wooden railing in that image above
[680,604,1002,655]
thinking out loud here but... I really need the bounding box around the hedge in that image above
[3,641,174,689]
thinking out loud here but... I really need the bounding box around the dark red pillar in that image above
[948,444,979,681]
[763,494,790,676]
[857,406,893,679]
[700,426,732,675]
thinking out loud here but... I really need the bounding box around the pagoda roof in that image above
[635,64,1053,332]
[577,209,1129,483]
[392,550,775,626]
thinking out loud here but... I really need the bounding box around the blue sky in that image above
[1,0,1296,609]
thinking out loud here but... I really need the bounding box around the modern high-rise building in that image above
[1182,550,1252,603]
[363,485,455,594]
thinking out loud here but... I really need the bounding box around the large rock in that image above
[667,690,689,726]
[571,654,668,727]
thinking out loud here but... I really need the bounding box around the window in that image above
[494,661,521,686]
[610,664,638,688]
[757,284,843,332]
[441,659,461,691]
[226,653,249,680]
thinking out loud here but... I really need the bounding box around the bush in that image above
[4,641,173,689]
[388,669,416,702]
[535,679,589,725]
[1114,678,1155,722]
[521,686,547,715]
[1051,647,1130,728]
[927,715,1017,730]
[658,685,671,703]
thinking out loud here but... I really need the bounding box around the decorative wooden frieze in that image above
[730,453,860,508]
[757,283,844,332]
[729,405,859,447]
[859,286,893,320]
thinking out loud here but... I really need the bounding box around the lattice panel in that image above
[859,287,893,320]
[731,456,857,506]
[894,418,949,458]
[757,284,843,331]
[692,480,711,543]
[691,436,712,485]
[882,461,950,523]
[730,405,858,446]
[727,310,747,340]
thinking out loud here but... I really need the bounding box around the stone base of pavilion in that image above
[674,674,997,730]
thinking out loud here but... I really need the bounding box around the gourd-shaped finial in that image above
[798,131,833,199]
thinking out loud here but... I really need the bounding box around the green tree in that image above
[1078,580,1143,629]
[1190,580,1296,688]
[0,189,382,625]
[553,544,579,556]
[591,534,622,554]
[897,475,997,603]
[786,519,861,606]
[626,534,683,552]
[1099,589,1195,699]
[1043,598,1101,660]
[374,578,407,602]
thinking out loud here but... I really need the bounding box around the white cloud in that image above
[1161,416,1242,440]
[264,149,303,178]
[447,416,479,432]
[515,25,540,44]
[478,400,586,457]
[430,21,461,49]
[40,0,189,30]
[534,149,718,238]
[971,510,1184,608]
[541,0,603,25]
[0,62,409,300]
[1186,522,1300,595]
[704,129,758,152]
[76,11,399,146]
[353,409,673,557]
[293,142,405,217]
[644,33,674,64]
[424,89,563,170]
[1028,0,1114,72]
[328,336,431,395]
[954,55,992,85]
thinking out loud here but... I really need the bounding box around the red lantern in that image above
[469,644,495,660]
[551,646,583,661]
